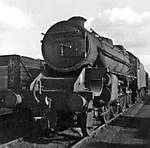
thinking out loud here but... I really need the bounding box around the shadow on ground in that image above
[84,141,150,148]
[0,114,28,145]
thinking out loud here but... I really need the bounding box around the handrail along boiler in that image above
[30,16,148,136]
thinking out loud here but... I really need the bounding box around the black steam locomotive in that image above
[29,16,148,136]
[0,16,148,137]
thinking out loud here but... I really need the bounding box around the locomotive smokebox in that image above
[68,16,87,28]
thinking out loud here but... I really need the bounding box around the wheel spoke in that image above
[102,106,110,123]
[111,105,119,118]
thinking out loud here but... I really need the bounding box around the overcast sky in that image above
[0,0,150,73]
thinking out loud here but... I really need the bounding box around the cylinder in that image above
[67,94,87,112]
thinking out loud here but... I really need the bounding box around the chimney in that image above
[68,16,87,28]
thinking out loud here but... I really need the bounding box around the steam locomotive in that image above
[28,16,148,136]
[0,16,148,137]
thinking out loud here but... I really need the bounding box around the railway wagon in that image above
[30,16,148,136]
[0,55,43,116]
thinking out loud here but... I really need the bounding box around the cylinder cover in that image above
[67,94,87,112]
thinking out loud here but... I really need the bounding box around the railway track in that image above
[1,106,131,148]
[0,112,123,148]
[0,138,23,148]
[0,99,144,148]
[71,112,123,148]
